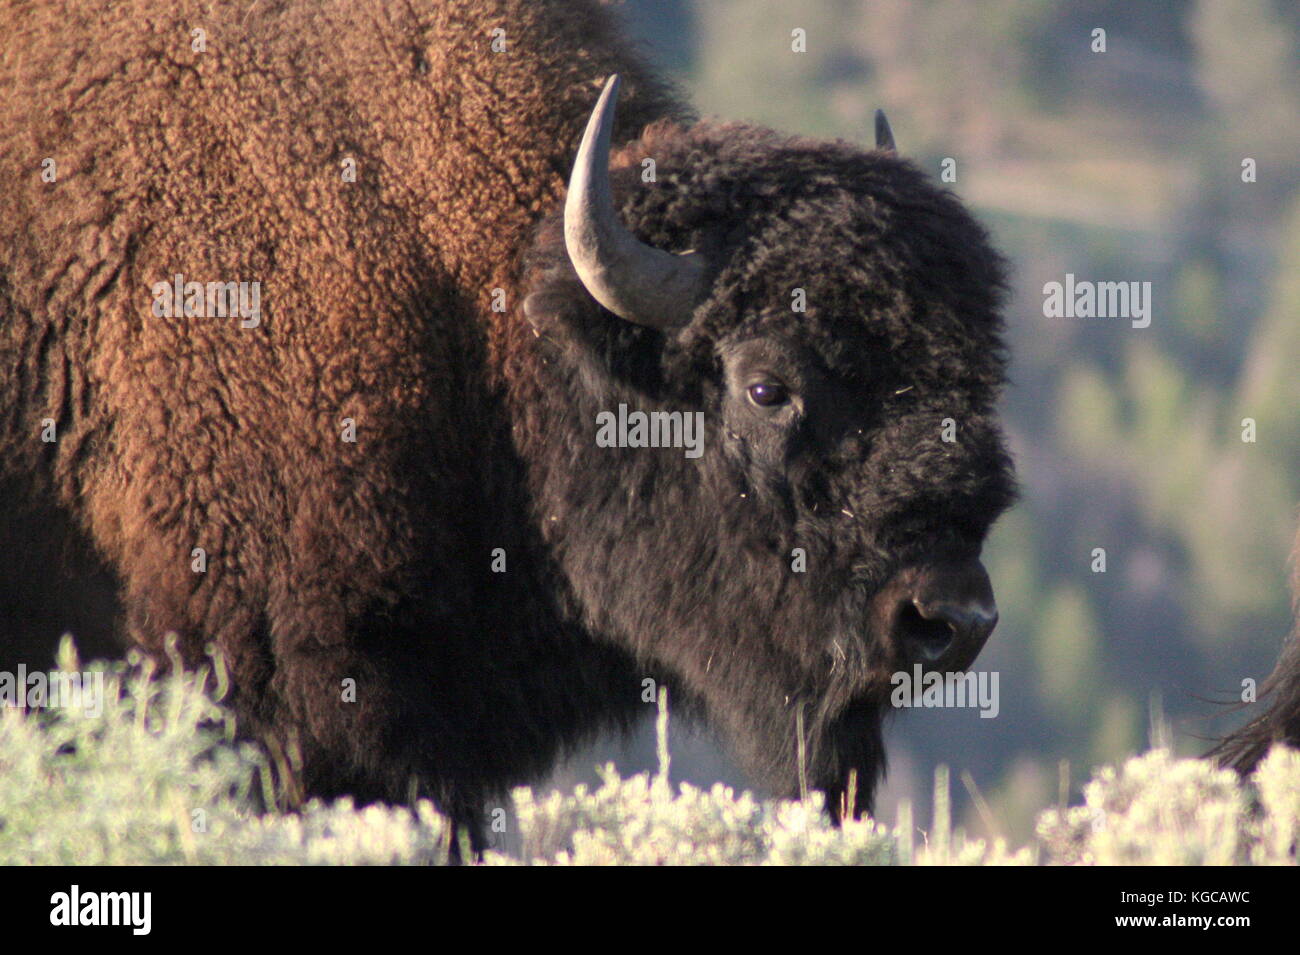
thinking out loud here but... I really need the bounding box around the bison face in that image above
[714,332,1004,673]
[519,77,1015,815]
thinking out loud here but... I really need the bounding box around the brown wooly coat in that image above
[0,0,683,824]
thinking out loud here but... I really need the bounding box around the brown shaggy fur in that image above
[0,0,681,824]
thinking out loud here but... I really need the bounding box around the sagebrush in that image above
[1,645,1295,866]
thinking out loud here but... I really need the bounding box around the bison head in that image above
[519,76,1016,816]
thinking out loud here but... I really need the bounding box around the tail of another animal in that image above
[1209,523,1300,772]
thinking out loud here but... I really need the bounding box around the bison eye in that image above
[747,381,790,408]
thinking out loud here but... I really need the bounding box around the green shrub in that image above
[0,640,450,865]
[1,645,1296,866]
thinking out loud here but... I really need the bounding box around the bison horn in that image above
[874,109,896,152]
[565,74,707,330]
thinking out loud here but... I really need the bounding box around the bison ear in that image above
[874,109,896,153]
[564,74,708,332]
[522,292,557,333]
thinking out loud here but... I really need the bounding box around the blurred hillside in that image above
[593,0,1300,844]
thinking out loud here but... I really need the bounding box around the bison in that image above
[0,0,1015,843]
[1212,525,1300,772]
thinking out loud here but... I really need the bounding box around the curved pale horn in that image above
[874,109,896,152]
[565,74,707,330]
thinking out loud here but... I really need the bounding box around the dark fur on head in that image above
[517,120,1016,812]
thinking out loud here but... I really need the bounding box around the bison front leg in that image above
[252,627,496,848]
[121,562,492,847]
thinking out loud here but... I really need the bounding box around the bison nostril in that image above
[895,601,956,663]
[897,598,998,667]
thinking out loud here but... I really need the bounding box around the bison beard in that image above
[0,0,1016,844]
